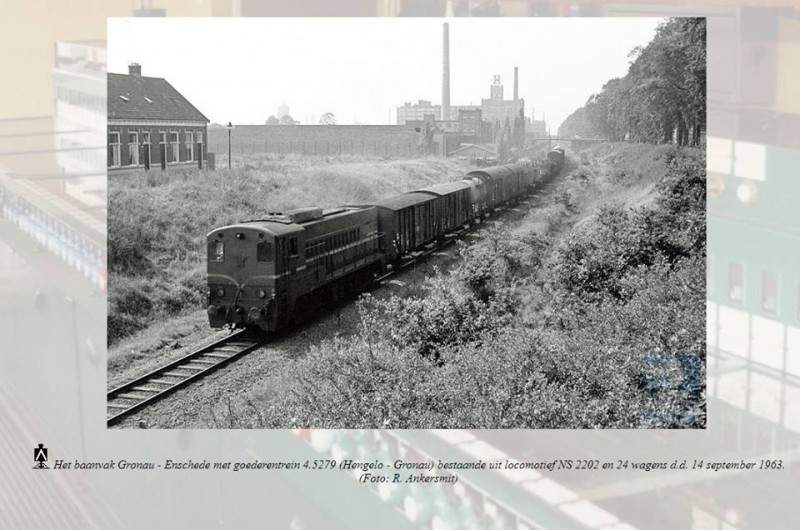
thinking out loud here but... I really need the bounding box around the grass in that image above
[234,142,707,429]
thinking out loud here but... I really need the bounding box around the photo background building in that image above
[107,63,209,171]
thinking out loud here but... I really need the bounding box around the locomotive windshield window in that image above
[289,237,298,256]
[210,241,224,262]
[257,241,273,262]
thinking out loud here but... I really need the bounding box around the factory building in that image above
[397,100,441,125]
[398,24,529,149]
[481,70,525,126]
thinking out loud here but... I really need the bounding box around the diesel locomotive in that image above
[206,148,565,332]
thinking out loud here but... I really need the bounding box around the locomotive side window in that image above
[209,241,224,262]
[257,241,273,262]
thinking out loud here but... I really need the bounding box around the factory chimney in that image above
[514,66,519,101]
[442,23,450,122]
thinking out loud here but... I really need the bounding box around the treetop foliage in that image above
[559,18,706,146]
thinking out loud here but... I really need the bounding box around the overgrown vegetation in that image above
[241,144,705,429]
[559,18,705,146]
[108,155,470,345]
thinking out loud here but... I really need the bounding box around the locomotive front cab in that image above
[206,222,300,332]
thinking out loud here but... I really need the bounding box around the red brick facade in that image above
[107,122,207,171]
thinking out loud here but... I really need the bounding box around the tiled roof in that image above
[448,143,497,156]
[107,73,209,123]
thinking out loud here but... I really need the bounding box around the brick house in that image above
[107,63,209,171]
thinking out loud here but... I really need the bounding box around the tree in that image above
[513,109,526,150]
[265,115,279,125]
[280,114,299,125]
[319,112,337,125]
[496,118,512,163]
[558,18,706,146]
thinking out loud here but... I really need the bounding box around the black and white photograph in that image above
[106,17,706,429]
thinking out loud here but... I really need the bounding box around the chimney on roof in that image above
[514,66,519,101]
[129,63,142,77]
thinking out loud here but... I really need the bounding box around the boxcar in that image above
[465,166,516,211]
[373,193,438,263]
[409,181,473,235]
[459,176,488,216]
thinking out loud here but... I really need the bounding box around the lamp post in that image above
[225,121,234,169]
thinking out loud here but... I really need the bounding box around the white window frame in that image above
[170,131,179,163]
[185,131,194,161]
[128,131,139,166]
[142,131,151,166]
[109,131,121,167]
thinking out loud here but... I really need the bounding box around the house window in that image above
[729,263,743,303]
[185,131,194,161]
[197,131,203,160]
[170,132,179,163]
[128,132,139,166]
[108,132,121,167]
[762,272,778,314]
[142,132,151,166]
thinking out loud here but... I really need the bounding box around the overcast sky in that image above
[108,18,663,131]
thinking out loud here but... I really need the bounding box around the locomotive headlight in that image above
[258,289,267,299]
[216,286,225,297]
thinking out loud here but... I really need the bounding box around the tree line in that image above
[559,18,705,146]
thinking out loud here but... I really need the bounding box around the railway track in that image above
[106,175,564,428]
[107,329,266,427]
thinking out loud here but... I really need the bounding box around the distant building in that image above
[107,64,209,171]
[458,108,482,134]
[397,100,441,125]
[277,102,291,119]
[447,143,497,159]
[481,75,524,125]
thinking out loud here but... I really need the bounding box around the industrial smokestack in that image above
[514,66,519,101]
[442,23,450,122]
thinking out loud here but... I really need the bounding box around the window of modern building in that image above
[729,262,744,303]
[797,283,800,322]
[762,272,778,314]
[108,132,121,167]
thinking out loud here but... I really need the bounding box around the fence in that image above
[207,139,421,158]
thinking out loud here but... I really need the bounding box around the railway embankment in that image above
[108,155,472,351]
[108,143,705,430]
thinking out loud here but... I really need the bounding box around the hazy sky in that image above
[108,18,663,131]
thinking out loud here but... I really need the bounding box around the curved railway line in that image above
[107,162,569,428]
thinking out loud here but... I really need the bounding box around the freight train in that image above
[206,148,565,332]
